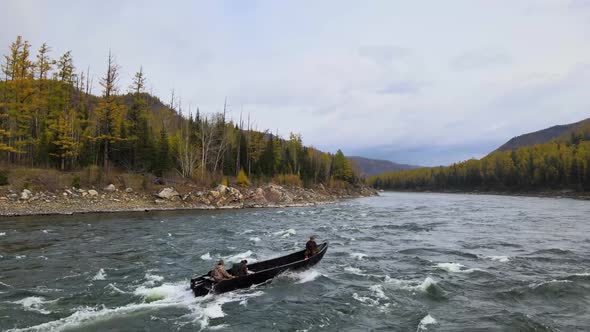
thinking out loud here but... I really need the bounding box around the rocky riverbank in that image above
[0,183,378,217]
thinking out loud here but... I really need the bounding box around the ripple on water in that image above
[2,192,590,330]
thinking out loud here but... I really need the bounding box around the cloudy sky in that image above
[2,0,590,166]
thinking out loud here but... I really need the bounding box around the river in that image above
[1,192,589,331]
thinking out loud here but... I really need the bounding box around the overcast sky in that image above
[2,0,590,166]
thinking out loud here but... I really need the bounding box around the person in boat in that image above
[237,259,249,277]
[304,235,319,259]
[211,259,235,282]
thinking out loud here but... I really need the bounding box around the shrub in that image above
[328,178,348,189]
[71,175,81,189]
[0,170,7,185]
[221,177,228,186]
[236,169,250,187]
[273,174,303,187]
[85,165,101,186]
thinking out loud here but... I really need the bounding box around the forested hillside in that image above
[0,36,359,187]
[369,123,590,192]
[496,117,590,152]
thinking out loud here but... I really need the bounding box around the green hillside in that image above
[0,36,359,187]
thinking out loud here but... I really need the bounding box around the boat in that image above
[190,242,328,297]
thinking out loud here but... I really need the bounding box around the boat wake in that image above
[9,273,264,332]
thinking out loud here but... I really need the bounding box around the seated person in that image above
[304,235,319,259]
[211,259,235,282]
[237,259,249,277]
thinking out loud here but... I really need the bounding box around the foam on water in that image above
[369,284,388,299]
[249,237,261,243]
[16,255,26,259]
[12,296,58,315]
[200,252,212,261]
[273,228,296,238]
[344,266,363,275]
[529,279,573,289]
[487,255,510,263]
[225,250,256,263]
[143,273,164,286]
[350,253,367,260]
[417,314,437,331]
[8,280,266,331]
[0,232,6,236]
[0,280,13,288]
[436,263,482,274]
[278,269,323,284]
[385,276,438,293]
[92,268,107,281]
[436,263,465,273]
[352,293,379,306]
[105,283,128,294]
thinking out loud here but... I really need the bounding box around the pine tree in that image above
[94,50,123,172]
[127,66,148,169]
[331,149,353,181]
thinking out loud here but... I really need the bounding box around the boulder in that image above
[208,189,221,200]
[103,184,116,192]
[88,189,99,197]
[157,187,180,200]
[8,193,18,201]
[20,189,32,200]
[216,184,228,193]
[226,186,244,201]
[125,187,133,193]
[251,187,267,203]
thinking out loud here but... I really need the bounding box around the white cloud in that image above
[1,0,589,166]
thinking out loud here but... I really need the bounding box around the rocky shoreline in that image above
[0,183,378,217]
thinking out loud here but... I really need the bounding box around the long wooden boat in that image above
[190,242,328,297]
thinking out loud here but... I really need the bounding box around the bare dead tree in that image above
[177,107,199,178]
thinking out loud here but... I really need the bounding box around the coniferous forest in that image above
[369,128,590,192]
[0,36,358,187]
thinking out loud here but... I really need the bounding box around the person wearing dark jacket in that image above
[304,236,319,259]
[237,260,249,277]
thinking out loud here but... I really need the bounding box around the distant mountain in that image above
[348,156,420,176]
[496,117,590,152]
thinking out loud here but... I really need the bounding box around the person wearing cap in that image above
[211,259,235,282]
[304,235,319,259]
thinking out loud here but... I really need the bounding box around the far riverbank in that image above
[380,189,590,201]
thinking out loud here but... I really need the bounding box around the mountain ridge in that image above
[495,117,590,152]
[348,156,420,176]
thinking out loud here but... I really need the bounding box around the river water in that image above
[1,192,589,331]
